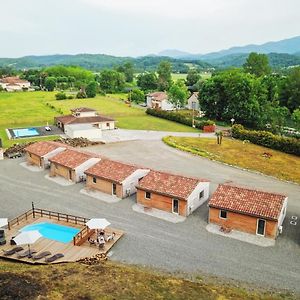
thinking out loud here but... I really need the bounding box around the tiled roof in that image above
[137,170,209,200]
[85,159,143,183]
[24,141,65,157]
[0,76,29,84]
[49,149,94,169]
[148,92,168,102]
[55,115,114,125]
[208,184,286,220]
[70,107,96,112]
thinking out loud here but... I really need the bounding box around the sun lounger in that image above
[45,253,64,263]
[3,246,24,256]
[32,251,52,260]
[17,249,37,258]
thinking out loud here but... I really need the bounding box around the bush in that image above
[76,91,87,99]
[146,108,214,129]
[55,92,67,100]
[67,95,74,99]
[232,124,300,156]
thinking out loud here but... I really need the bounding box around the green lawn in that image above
[163,136,300,184]
[0,91,198,148]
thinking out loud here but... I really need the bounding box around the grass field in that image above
[163,136,300,184]
[0,91,198,148]
[0,260,295,300]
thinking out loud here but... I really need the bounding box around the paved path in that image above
[0,140,300,292]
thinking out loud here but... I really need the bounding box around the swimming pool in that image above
[13,128,39,138]
[20,222,80,243]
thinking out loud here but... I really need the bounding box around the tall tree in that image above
[243,52,271,77]
[44,77,56,91]
[86,81,98,98]
[98,70,125,93]
[137,72,158,91]
[168,80,189,109]
[157,61,172,91]
[116,61,134,82]
[186,68,201,87]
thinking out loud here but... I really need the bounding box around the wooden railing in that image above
[73,227,95,246]
[7,209,33,230]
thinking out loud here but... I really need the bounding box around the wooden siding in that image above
[136,188,187,216]
[50,163,75,182]
[209,207,278,239]
[26,152,42,167]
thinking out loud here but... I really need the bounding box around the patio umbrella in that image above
[86,218,111,230]
[0,218,8,228]
[13,230,42,258]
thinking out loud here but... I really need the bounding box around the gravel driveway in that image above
[0,140,299,292]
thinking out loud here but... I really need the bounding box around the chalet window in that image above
[256,219,266,236]
[219,210,227,219]
[145,191,151,199]
[112,183,117,195]
[92,177,97,184]
[199,190,204,199]
[106,122,110,127]
[29,153,32,158]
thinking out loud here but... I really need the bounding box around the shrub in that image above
[55,92,67,100]
[67,95,74,99]
[76,91,87,99]
[232,124,300,156]
[146,108,214,129]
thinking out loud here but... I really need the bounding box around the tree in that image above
[279,67,300,112]
[157,61,172,91]
[186,68,201,87]
[268,106,290,134]
[129,89,145,103]
[98,70,125,93]
[243,52,271,77]
[116,62,134,82]
[292,109,300,129]
[137,72,158,91]
[168,80,189,109]
[55,92,67,100]
[86,81,98,98]
[44,77,56,91]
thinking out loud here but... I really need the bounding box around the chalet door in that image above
[68,170,72,180]
[172,199,179,214]
[112,183,117,195]
[256,219,266,236]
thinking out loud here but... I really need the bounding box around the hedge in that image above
[232,124,300,156]
[146,108,214,129]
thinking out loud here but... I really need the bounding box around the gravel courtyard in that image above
[0,140,299,292]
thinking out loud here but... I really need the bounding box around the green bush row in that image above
[232,124,300,156]
[146,109,214,129]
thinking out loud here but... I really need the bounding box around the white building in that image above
[0,77,31,92]
[146,92,175,111]
[186,92,199,110]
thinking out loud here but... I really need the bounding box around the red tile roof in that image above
[55,115,114,125]
[0,76,29,84]
[209,184,287,220]
[49,149,94,169]
[70,107,96,112]
[148,92,168,102]
[137,170,209,200]
[24,141,66,157]
[85,159,143,183]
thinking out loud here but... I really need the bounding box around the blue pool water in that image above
[13,128,39,138]
[21,222,80,243]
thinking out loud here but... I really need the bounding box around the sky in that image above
[0,0,300,57]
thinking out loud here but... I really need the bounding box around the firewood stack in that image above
[4,142,34,157]
[54,137,104,147]
[77,253,108,265]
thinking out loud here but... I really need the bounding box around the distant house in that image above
[0,77,31,92]
[186,92,199,110]
[55,107,115,140]
[24,141,67,169]
[49,149,101,183]
[146,92,175,110]
[85,159,150,198]
[208,184,288,239]
[136,170,210,216]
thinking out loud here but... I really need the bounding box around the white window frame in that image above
[145,191,151,200]
[256,219,266,236]
[219,210,227,219]
[172,199,179,215]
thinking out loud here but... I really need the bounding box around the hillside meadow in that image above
[0,91,197,148]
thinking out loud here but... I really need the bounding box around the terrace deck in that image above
[0,214,124,264]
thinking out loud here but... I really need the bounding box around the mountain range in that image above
[0,36,299,70]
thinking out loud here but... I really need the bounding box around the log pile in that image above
[77,253,108,265]
[54,137,104,147]
[4,142,34,158]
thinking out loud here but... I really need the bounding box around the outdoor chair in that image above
[32,251,52,260]
[17,249,37,258]
[87,237,97,246]
[10,237,16,245]
[106,232,115,242]
[0,230,6,245]
[3,246,24,256]
[45,253,64,263]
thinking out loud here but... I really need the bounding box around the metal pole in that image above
[32,202,35,218]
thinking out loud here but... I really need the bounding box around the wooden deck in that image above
[0,214,124,264]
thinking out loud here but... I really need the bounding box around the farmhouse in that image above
[146,92,175,110]
[0,77,31,92]
[85,160,150,198]
[55,107,115,140]
[136,170,210,216]
[208,184,288,239]
[49,149,100,183]
[186,92,200,110]
[24,141,67,168]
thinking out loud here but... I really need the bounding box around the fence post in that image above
[32,202,35,218]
